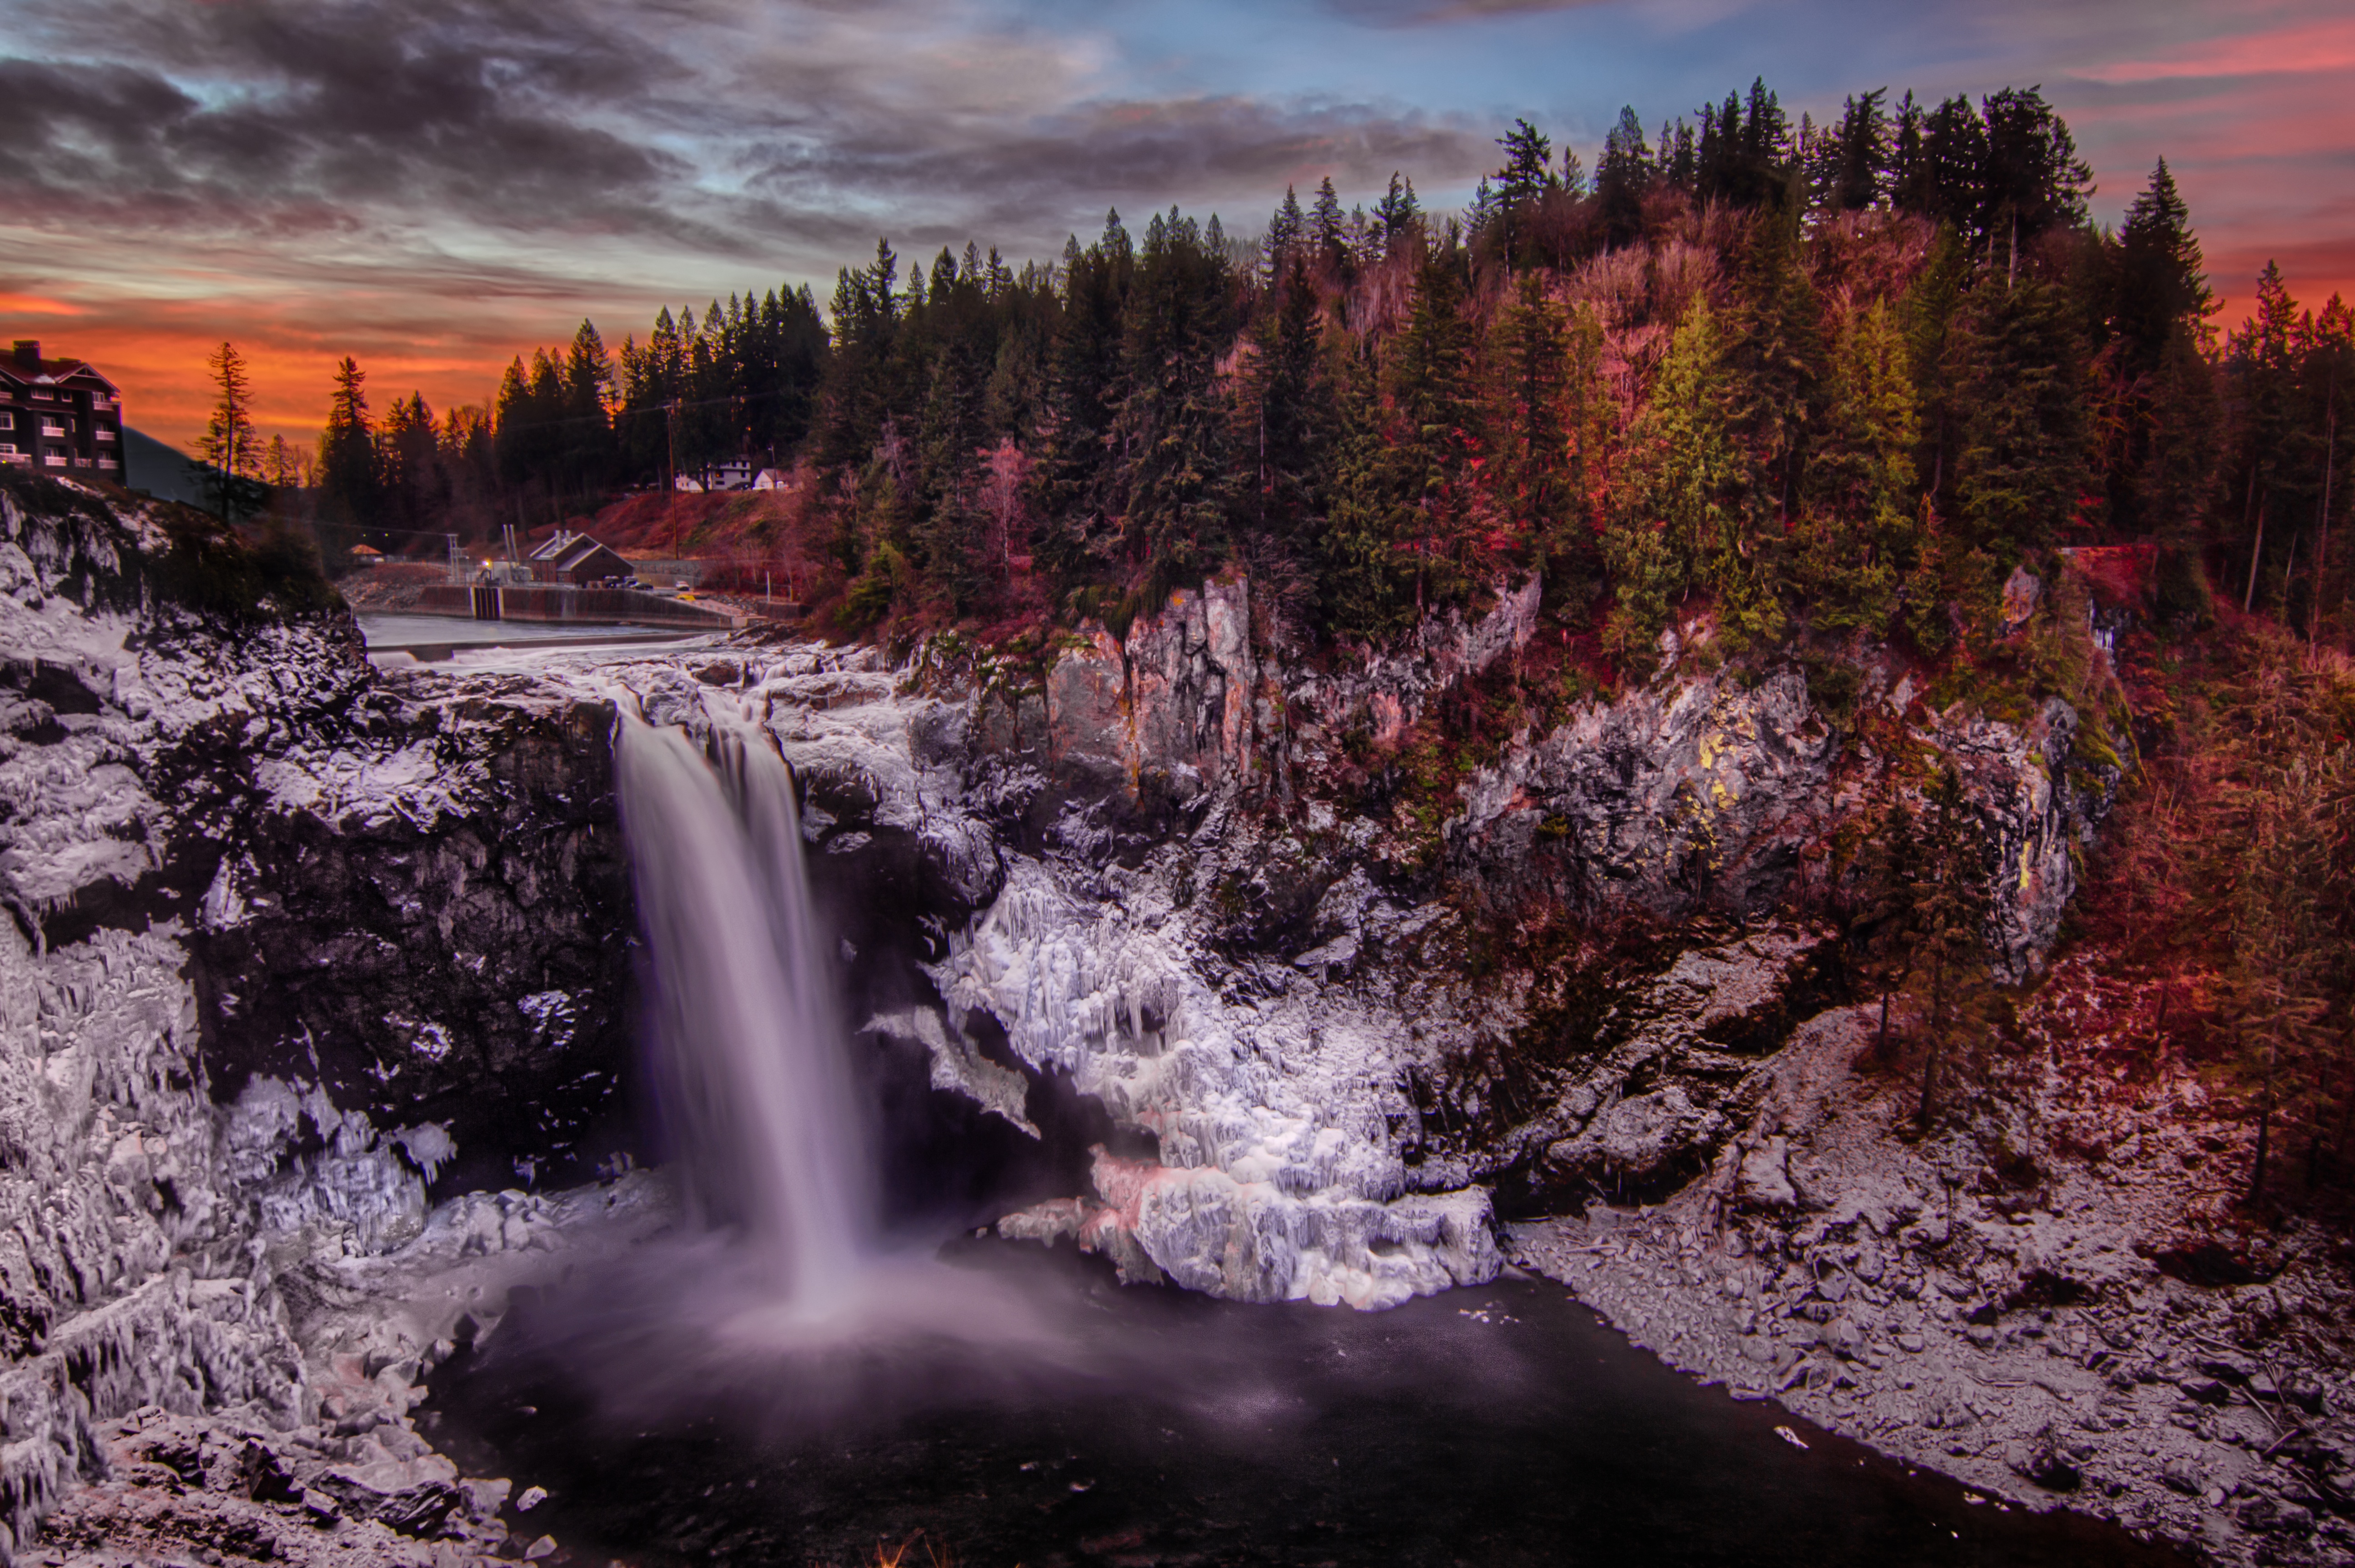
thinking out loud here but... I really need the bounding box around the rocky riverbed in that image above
[1507,976,2355,1567]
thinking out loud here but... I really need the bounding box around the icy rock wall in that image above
[0,476,651,1558]
[0,905,305,1561]
[927,859,1498,1309]
[905,577,2115,1298]
[191,660,635,1196]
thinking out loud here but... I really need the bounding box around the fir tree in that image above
[1311,176,1347,276]
[1594,106,1653,247]
[1797,300,1919,634]
[1485,274,1573,576]
[1605,298,1737,661]
[319,355,380,534]
[197,341,263,522]
[1955,278,2092,562]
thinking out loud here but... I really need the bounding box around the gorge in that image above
[1,472,2349,1567]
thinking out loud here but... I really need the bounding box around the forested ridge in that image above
[306,81,2347,670]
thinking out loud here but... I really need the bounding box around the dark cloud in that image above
[0,0,1482,273]
[1319,0,1613,25]
[3,0,689,241]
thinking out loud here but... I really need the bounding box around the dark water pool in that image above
[425,1242,2188,1568]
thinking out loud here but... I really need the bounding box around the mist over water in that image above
[602,701,1097,1414]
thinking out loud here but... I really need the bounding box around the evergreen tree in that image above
[1913,764,1995,1133]
[1978,86,2094,269]
[1240,261,1334,558]
[1321,338,1418,642]
[1376,173,1421,252]
[1113,208,1235,592]
[1386,233,1481,614]
[1593,106,1653,248]
[319,355,380,534]
[2110,159,2211,373]
[1716,214,1825,644]
[1311,176,1348,276]
[1797,300,1920,634]
[1822,89,1889,211]
[1264,186,1306,286]
[1605,298,1737,661]
[1956,278,2092,562]
[1034,213,1133,593]
[1485,274,1573,578]
[196,341,264,522]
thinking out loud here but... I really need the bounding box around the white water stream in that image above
[613,704,872,1301]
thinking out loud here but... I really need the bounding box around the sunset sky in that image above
[5,0,2352,452]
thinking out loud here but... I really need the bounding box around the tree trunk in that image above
[2314,375,2337,655]
[2248,1033,2278,1206]
[1916,955,1946,1134]
[2245,495,2268,615]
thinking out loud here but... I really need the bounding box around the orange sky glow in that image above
[5,0,2350,453]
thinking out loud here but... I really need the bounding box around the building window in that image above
[30,389,52,401]
[0,442,16,456]
[95,426,115,440]
[42,450,67,466]
[96,456,118,470]
[0,412,11,430]
[40,418,66,436]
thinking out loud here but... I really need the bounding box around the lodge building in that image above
[0,342,124,477]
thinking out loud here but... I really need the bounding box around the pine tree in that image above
[1386,233,1480,614]
[197,340,263,521]
[1320,338,1417,642]
[1605,298,1737,660]
[1113,208,1235,593]
[319,355,380,534]
[1822,89,1889,211]
[1978,86,2093,268]
[1485,274,1572,577]
[1717,214,1824,645]
[1797,299,1919,634]
[1264,186,1306,286]
[1593,106,1653,247]
[1955,279,2092,562]
[1376,173,1421,253]
[2111,159,2211,373]
[1241,261,1333,557]
[1311,176,1347,276]
[1913,764,1994,1133]
[1033,213,1133,594]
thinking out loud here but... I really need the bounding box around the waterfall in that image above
[613,707,871,1300]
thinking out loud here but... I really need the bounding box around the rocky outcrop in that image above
[1507,968,2355,1568]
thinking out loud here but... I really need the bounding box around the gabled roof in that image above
[0,356,119,395]
[528,528,628,573]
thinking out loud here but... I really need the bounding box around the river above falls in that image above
[422,1241,2189,1568]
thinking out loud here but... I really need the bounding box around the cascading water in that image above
[613,704,872,1301]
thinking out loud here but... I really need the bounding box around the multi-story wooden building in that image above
[0,342,124,479]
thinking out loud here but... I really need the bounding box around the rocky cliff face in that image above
[761,573,2118,1310]
[0,474,2144,1557]
[0,477,649,1561]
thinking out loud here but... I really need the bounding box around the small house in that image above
[348,543,385,565]
[527,528,636,587]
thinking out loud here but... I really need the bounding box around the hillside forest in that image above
[216,80,2354,1222]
